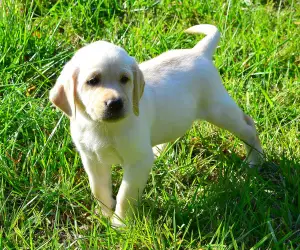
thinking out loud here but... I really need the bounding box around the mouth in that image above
[101,111,126,123]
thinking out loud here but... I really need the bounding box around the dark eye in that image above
[87,75,100,86]
[120,75,129,84]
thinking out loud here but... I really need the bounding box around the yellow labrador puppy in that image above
[50,24,263,227]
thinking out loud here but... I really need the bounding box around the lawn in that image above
[0,0,299,249]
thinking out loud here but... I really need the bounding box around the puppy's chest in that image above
[71,125,123,165]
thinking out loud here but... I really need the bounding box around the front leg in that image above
[112,152,154,227]
[80,152,115,217]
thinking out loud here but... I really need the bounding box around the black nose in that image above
[105,98,124,113]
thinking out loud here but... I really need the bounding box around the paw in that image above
[100,207,114,218]
[247,155,264,168]
[97,198,116,218]
[111,214,126,228]
[153,143,167,158]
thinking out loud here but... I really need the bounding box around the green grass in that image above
[0,0,299,248]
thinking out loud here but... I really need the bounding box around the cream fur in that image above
[50,24,264,227]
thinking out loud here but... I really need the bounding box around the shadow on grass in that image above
[138,137,300,249]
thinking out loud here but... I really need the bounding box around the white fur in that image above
[50,24,264,227]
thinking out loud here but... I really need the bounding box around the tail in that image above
[184,24,220,59]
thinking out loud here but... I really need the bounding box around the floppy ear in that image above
[132,62,145,116]
[49,62,79,119]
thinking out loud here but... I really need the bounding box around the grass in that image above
[0,0,299,248]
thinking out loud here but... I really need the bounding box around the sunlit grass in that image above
[0,0,299,249]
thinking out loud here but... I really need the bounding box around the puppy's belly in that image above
[151,118,195,146]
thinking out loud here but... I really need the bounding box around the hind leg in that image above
[204,96,264,167]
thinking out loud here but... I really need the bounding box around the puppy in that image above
[50,24,264,227]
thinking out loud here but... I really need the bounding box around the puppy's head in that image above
[50,41,145,122]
